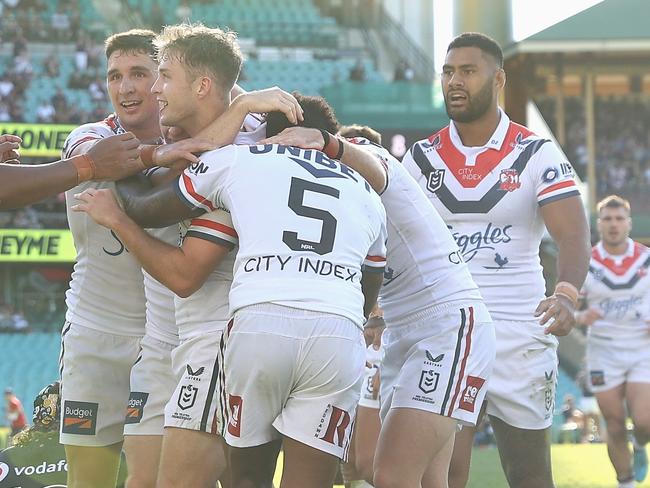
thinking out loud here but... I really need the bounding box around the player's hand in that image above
[71,188,125,229]
[260,127,324,149]
[535,294,576,336]
[151,138,215,171]
[576,308,602,326]
[0,134,22,163]
[233,87,303,124]
[89,132,142,180]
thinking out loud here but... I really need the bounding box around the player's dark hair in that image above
[105,29,157,60]
[155,22,242,92]
[338,124,382,144]
[447,32,503,68]
[266,92,340,137]
[597,194,631,214]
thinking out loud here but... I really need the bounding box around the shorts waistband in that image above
[237,302,352,321]
[386,300,490,328]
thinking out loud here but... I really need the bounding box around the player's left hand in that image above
[233,87,303,124]
[71,188,125,229]
[260,127,324,149]
[152,138,215,170]
[535,294,576,336]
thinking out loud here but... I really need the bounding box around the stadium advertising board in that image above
[0,229,76,262]
[0,123,76,157]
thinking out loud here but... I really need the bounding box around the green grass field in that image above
[273,444,650,487]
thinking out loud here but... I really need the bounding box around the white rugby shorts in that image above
[221,303,365,460]
[59,322,142,446]
[380,303,494,426]
[485,320,559,430]
[164,331,225,434]
[124,333,177,436]
[586,335,650,393]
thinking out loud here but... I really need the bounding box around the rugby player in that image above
[74,86,387,488]
[263,112,495,488]
[577,195,650,488]
[402,33,590,488]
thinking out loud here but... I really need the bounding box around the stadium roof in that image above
[507,0,650,55]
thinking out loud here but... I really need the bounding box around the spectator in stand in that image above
[75,38,89,71]
[11,207,42,229]
[0,74,14,98]
[0,101,11,122]
[44,56,60,78]
[175,0,192,21]
[349,59,366,81]
[51,87,67,114]
[88,75,106,101]
[4,388,27,438]
[0,305,14,332]
[393,60,414,82]
[36,100,56,123]
[11,310,30,333]
[51,4,71,42]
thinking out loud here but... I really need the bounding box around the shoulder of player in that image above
[634,241,650,256]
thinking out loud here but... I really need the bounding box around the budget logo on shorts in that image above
[426,169,445,193]
[125,391,149,424]
[499,168,521,192]
[316,404,351,448]
[177,384,198,410]
[459,376,486,412]
[590,370,605,386]
[227,394,243,438]
[62,400,98,435]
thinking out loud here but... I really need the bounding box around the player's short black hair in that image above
[338,124,382,144]
[105,29,157,60]
[447,32,503,68]
[265,92,340,137]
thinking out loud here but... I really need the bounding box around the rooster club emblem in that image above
[499,168,521,192]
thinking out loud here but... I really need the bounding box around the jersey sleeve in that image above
[346,137,391,194]
[62,122,114,158]
[363,206,387,273]
[529,142,580,206]
[174,145,238,213]
[184,209,238,250]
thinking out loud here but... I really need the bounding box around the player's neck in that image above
[183,109,220,138]
[453,106,501,147]
[602,239,629,256]
[124,123,161,144]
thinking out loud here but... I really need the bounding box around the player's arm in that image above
[361,269,383,319]
[0,133,143,210]
[118,177,200,228]
[261,128,387,193]
[72,188,227,297]
[536,195,591,335]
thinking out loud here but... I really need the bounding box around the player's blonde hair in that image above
[155,22,242,92]
[597,195,631,215]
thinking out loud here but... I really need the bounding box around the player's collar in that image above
[597,238,634,261]
[449,107,510,151]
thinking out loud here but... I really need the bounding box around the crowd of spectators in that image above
[0,0,83,44]
[0,304,30,334]
[537,96,650,211]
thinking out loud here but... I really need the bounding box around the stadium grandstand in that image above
[1,0,649,486]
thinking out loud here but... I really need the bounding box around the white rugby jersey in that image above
[349,138,482,325]
[63,114,146,336]
[582,239,650,342]
[403,108,580,322]
[175,143,387,327]
[142,225,180,346]
[173,121,265,341]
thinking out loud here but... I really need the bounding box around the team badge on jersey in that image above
[499,168,521,192]
[426,169,445,193]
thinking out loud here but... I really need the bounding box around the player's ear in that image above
[495,68,506,90]
[194,76,212,99]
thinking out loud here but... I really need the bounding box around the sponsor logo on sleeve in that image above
[499,168,521,192]
[124,391,149,424]
[61,400,98,435]
[459,376,486,413]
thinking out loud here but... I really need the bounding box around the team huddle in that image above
[1,18,648,488]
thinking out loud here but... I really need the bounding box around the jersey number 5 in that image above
[283,177,339,256]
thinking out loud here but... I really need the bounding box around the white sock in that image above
[618,477,636,488]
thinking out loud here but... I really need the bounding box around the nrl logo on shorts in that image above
[426,169,445,193]
[177,384,198,410]
[418,370,440,394]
